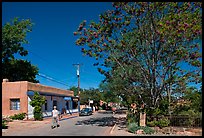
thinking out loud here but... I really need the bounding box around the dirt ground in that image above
[153,126,202,136]
[2,119,50,135]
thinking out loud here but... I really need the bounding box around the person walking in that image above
[51,106,60,129]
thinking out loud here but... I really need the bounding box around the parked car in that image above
[79,108,93,116]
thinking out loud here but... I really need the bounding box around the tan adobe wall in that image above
[2,81,28,116]
[27,82,74,97]
[2,81,74,117]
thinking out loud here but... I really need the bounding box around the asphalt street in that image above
[2,111,115,136]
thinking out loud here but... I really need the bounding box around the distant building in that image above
[2,79,79,119]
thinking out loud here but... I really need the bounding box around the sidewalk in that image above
[109,113,136,136]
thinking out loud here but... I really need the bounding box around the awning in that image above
[27,91,36,96]
[27,91,72,97]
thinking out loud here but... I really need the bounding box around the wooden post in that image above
[140,112,146,126]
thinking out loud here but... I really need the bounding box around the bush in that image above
[127,122,138,133]
[9,113,26,120]
[34,112,43,121]
[147,120,157,127]
[157,118,170,128]
[176,110,200,127]
[2,120,8,129]
[147,117,170,128]
[127,110,139,125]
[142,126,155,134]
[127,122,155,134]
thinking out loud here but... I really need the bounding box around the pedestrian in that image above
[51,106,60,129]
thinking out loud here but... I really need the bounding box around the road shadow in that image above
[75,115,127,128]
[97,111,113,114]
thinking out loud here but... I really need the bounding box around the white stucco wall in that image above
[42,96,67,117]
[27,96,34,119]
[27,95,75,119]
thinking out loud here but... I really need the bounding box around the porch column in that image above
[70,98,73,113]
[78,100,80,112]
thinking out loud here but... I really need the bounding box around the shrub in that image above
[34,112,43,121]
[147,120,157,127]
[147,117,170,128]
[142,126,155,134]
[127,110,140,125]
[176,110,200,127]
[9,113,26,120]
[127,122,138,133]
[29,92,45,121]
[127,122,155,134]
[157,118,170,128]
[2,120,8,129]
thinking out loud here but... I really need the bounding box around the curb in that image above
[110,123,116,134]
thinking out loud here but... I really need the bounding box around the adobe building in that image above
[2,79,79,119]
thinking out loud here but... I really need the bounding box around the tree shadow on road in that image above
[97,111,113,114]
[75,115,127,129]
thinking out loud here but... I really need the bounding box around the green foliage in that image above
[34,112,43,121]
[70,86,120,106]
[127,122,155,134]
[184,87,202,112]
[172,87,202,117]
[9,113,26,120]
[175,110,201,127]
[2,17,33,61]
[127,122,138,133]
[147,116,170,128]
[157,118,170,128]
[2,17,39,83]
[69,86,83,96]
[2,120,8,129]
[29,92,46,121]
[146,120,157,127]
[127,110,139,125]
[2,59,39,83]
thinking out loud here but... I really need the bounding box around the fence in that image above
[147,115,202,128]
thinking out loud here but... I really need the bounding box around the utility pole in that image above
[73,63,83,112]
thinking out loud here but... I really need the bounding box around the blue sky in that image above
[2,2,114,90]
[2,2,202,91]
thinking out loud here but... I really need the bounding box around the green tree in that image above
[70,86,104,106]
[29,92,46,121]
[74,2,202,111]
[2,17,39,83]
[69,86,83,96]
[172,86,202,114]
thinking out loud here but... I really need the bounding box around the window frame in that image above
[10,98,20,110]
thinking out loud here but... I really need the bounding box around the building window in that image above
[45,100,47,110]
[10,99,20,110]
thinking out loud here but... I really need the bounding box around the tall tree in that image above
[2,17,39,83]
[74,2,202,110]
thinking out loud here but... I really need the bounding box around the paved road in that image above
[2,111,115,136]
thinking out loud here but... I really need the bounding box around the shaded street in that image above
[2,111,116,136]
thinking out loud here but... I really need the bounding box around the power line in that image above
[27,50,73,78]
[37,72,69,87]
